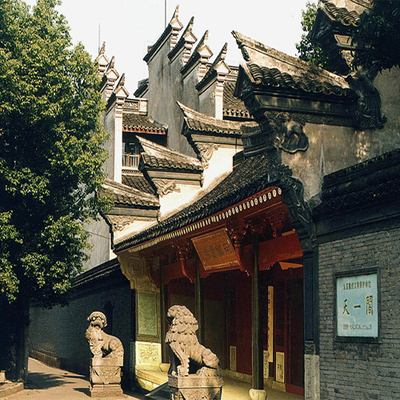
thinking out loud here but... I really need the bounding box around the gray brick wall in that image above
[29,282,132,377]
[318,228,400,399]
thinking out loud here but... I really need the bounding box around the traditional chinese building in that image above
[29,1,400,399]
[112,2,400,398]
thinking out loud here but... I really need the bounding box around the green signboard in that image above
[137,292,158,337]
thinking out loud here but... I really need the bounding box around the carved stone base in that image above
[249,388,267,400]
[90,383,124,398]
[89,358,123,398]
[90,358,122,385]
[168,374,223,400]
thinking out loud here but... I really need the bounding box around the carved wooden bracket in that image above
[141,251,160,288]
[228,222,250,275]
[247,215,269,236]
[173,240,196,283]
[268,211,286,238]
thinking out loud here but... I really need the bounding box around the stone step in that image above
[0,381,24,397]
[145,382,170,400]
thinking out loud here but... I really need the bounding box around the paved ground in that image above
[1,358,303,400]
[2,358,145,400]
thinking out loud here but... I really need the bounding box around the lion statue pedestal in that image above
[168,374,223,400]
[166,305,223,400]
[86,311,124,398]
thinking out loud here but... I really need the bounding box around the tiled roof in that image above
[114,151,291,252]
[233,31,352,99]
[122,172,156,195]
[141,153,202,171]
[223,80,251,119]
[246,63,353,98]
[104,179,159,209]
[314,149,400,218]
[123,114,167,134]
[134,78,149,98]
[137,136,203,172]
[73,258,122,288]
[178,101,255,136]
[321,0,363,27]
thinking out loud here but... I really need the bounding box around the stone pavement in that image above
[1,358,303,400]
[1,358,145,400]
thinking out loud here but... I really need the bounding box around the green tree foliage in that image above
[296,1,331,70]
[0,0,109,379]
[352,0,400,73]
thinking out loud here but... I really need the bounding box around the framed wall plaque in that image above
[192,228,239,271]
[336,271,379,338]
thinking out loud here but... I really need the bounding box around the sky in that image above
[24,0,312,94]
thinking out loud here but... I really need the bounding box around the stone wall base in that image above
[305,354,320,400]
[30,349,88,376]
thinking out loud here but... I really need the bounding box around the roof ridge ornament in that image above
[99,41,106,55]
[195,30,210,54]
[95,41,109,76]
[169,5,183,50]
[144,5,183,63]
[196,42,230,93]
[180,30,213,80]
[117,72,125,88]
[113,73,129,99]
[346,69,386,130]
[169,5,181,27]
[232,30,250,62]
[215,42,228,63]
[182,16,195,38]
[168,16,197,63]
[107,56,116,72]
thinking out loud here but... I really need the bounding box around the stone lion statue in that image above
[165,305,220,377]
[86,311,124,363]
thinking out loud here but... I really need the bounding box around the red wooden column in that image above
[195,257,205,344]
[252,231,264,390]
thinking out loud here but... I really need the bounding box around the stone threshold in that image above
[0,381,24,397]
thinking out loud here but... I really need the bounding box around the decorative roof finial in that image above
[99,41,106,55]
[169,5,179,26]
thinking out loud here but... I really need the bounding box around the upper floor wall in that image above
[142,7,238,158]
[233,30,400,201]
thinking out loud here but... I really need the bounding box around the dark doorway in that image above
[274,267,304,395]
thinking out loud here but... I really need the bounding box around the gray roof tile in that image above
[246,63,353,97]
[321,0,363,27]
[178,101,256,136]
[122,172,156,195]
[223,80,251,119]
[123,114,167,134]
[104,179,159,209]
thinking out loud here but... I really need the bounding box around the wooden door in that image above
[274,269,304,395]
